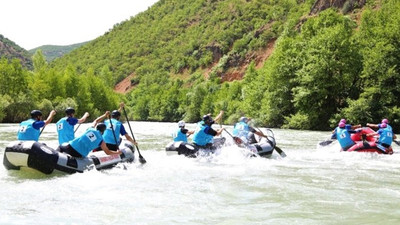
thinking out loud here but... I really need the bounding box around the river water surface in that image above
[1,122,399,225]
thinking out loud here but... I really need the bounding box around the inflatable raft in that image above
[166,130,277,158]
[3,141,135,174]
[165,137,226,158]
[344,127,393,154]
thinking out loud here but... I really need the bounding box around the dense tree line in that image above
[0,50,121,123]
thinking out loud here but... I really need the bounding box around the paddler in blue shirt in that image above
[100,102,138,151]
[17,109,57,141]
[367,122,396,154]
[337,122,361,151]
[367,118,393,131]
[172,120,194,143]
[192,111,224,150]
[57,111,122,158]
[56,107,90,145]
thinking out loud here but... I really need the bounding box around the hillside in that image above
[29,41,89,62]
[2,0,399,132]
[0,34,32,69]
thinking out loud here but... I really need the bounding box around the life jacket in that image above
[337,127,355,150]
[173,128,188,142]
[232,121,250,138]
[56,117,75,145]
[103,119,122,145]
[378,128,393,146]
[70,128,103,157]
[17,119,40,141]
[192,122,213,146]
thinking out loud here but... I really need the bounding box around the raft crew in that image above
[17,109,57,141]
[57,111,122,158]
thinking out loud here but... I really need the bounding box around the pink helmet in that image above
[340,119,346,123]
[382,118,389,124]
[381,123,387,128]
[338,122,345,128]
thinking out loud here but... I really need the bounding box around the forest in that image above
[0,0,399,132]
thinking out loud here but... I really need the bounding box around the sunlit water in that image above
[1,122,400,225]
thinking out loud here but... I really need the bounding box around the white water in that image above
[1,122,400,225]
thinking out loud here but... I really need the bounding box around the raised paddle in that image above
[122,107,146,164]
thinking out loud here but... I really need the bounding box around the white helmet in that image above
[178,120,185,127]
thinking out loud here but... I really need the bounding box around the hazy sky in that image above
[0,0,159,50]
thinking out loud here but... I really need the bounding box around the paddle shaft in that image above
[122,107,146,164]
[108,116,119,148]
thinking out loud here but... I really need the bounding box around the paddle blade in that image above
[138,155,147,164]
[318,140,334,147]
[233,136,243,145]
[274,146,286,158]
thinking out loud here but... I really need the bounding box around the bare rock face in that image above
[310,0,366,15]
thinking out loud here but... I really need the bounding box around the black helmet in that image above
[96,123,107,133]
[30,110,43,118]
[203,115,211,121]
[65,107,75,115]
[111,110,121,118]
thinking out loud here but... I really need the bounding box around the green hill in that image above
[29,42,89,62]
[0,34,32,69]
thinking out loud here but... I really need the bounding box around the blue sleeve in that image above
[67,117,78,126]
[32,121,45,130]
[345,124,352,130]
[120,124,127,136]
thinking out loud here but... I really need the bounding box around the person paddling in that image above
[172,120,194,143]
[17,109,56,141]
[56,107,89,145]
[337,122,361,151]
[192,111,224,151]
[232,117,269,144]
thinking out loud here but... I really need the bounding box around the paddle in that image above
[74,123,81,133]
[394,140,400,146]
[255,127,286,158]
[223,128,244,146]
[108,116,119,149]
[318,139,335,147]
[122,107,146,164]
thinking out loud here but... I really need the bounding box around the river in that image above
[0,122,399,225]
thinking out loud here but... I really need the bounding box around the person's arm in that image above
[44,110,57,126]
[91,111,110,128]
[100,141,122,155]
[366,123,379,129]
[118,102,125,112]
[213,110,224,124]
[78,112,90,123]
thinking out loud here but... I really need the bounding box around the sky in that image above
[0,0,159,50]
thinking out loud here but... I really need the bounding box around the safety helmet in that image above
[65,107,75,115]
[381,123,387,128]
[96,123,107,133]
[338,122,345,128]
[203,115,211,121]
[178,120,185,127]
[340,119,346,123]
[382,118,389,124]
[111,110,121,118]
[239,117,248,123]
[30,110,43,118]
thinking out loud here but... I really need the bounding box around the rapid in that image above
[1,122,399,225]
